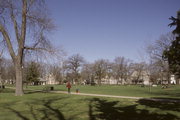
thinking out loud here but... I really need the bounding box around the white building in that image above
[130,71,150,85]
[170,75,176,84]
[99,70,150,85]
[45,73,59,85]
[101,76,118,85]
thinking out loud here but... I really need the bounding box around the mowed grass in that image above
[26,84,180,98]
[0,88,180,120]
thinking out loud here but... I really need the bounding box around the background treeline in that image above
[0,33,179,86]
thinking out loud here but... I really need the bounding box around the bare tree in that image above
[112,57,131,84]
[66,54,85,84]
[131,62,146,84]
[147,33,175,61]
[81,63,95,85]
[93,59,108,85]
[50,65,64,84]
[147,61,163,84]
[0,0,55,95]
[146,33,175,84]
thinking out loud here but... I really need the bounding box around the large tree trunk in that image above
[15,62,23,96]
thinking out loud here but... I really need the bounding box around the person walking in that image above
[66,81,71,93]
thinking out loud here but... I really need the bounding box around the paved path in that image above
[51,91,180,102]
[5,87,180,102]
[52,91,143,100]
[6,86,141,99]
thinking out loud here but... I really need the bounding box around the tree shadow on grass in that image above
[138,98,180,112]
[2,96,74,120]
[37,97,66,120]
[24,90,43,94]
[154,92,180,98]
[88,98,180,120]
[5,107,29,120]
[149,91,180,98]
[0,88,15,93]
[139,86,180,98]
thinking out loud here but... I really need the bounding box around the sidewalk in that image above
[5,87,180,102]
[52,91,143,100]
[5,86,142,99]
[52,91,180,102]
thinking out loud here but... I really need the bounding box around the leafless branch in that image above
[0,25,16,61]
[24,46,54,53]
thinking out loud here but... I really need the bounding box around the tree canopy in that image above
[26,62,40,85]
[163,10,180,78]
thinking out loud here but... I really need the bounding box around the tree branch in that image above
[0,25,16,61]
[20,0,27,45]
[0,49,3,57]
[24,46,54,53]
[10,3,20,43]
[16,0,27,64]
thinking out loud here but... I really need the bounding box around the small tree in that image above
[131,62,146,84]
[81,63,95,84]
[93,59,108,85]
[26,62,40,85]
[50,65,63,84]
[112,57,130,84]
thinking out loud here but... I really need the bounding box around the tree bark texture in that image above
[15,63,23,96]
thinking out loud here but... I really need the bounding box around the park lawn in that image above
[0,88,180,120]
[26,84,180,98]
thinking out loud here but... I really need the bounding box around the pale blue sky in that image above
[47,0,180,62]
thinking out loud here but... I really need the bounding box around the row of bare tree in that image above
[0,52,172,87]
[52,33,177,85]
[47,33,179,85]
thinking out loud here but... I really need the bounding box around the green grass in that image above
[0,88,180,120]
[25,84,180,98]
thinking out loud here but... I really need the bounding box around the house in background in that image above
[39,78,46,85]
[131,71,150,85]
[45,73,59,85]
[101,76,117,85]
[34,73,59,85]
